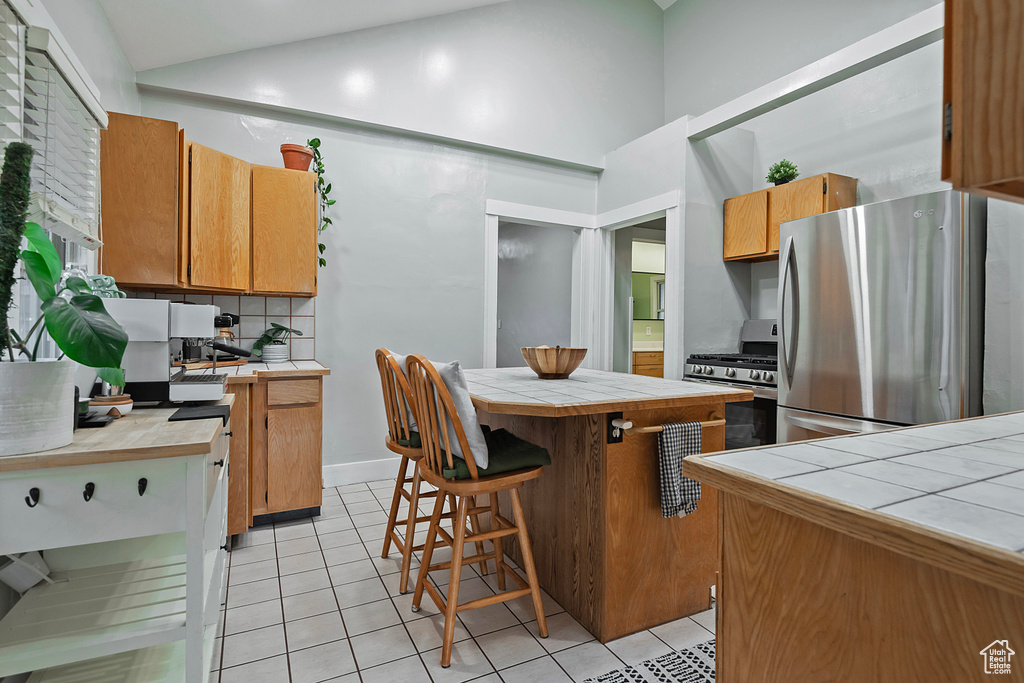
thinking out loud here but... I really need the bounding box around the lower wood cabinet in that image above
[633,350,664,378]
[251,375,324,520]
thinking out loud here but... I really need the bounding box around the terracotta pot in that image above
[281,144,314,171]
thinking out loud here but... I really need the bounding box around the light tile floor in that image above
[212,479,716,683]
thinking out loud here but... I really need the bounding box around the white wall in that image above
[662,0,939,121]
[984,200,1024,415]
[139,90,598,478]
[745,42,947,320]
[135,0,664,169]
[39,0,139,114]
[496,223,576,367]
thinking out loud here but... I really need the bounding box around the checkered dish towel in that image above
[658,422,702,518]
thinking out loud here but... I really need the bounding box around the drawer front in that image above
[633,366,663,378]
[267,378,319,406]
[633,352,664,362]
[0,458,188,555]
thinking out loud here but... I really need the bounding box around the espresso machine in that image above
[104,299,251,402]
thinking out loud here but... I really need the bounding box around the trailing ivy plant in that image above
[307,137,335,268]
[0,141,128,384]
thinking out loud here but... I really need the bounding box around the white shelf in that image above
[0,557,188,677]
[25,623,218,683]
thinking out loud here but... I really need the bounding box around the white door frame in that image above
[483,200,595,369]
[483,192,681,374]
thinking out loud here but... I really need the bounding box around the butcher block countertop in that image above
[684,411,1024,599]
[463,367,752,417]
[0,395,234,472]
[195,359,330,385]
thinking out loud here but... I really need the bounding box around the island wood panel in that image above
[189,143,251,292]
[603,404,722,641]
[471,392,750,419]
[723,190,768,260]
[250,380,269,520]
[267,403,322,512]
[478,402,724,642]
[942,0,1024,204]
[718,493,1024,682]
[99,113,180,287]
[477,410,605,636]
[226,383,250,536]
[251,164,318,296]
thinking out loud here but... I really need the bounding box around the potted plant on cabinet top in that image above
[766,159,800,186]
[0,142,128,456]
[280,143,313,171]
[252,323,302,364]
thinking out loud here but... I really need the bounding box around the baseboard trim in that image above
[322,457,400,488]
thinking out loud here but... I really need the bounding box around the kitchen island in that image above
[684,413,1024,682]
[464,367,752,642]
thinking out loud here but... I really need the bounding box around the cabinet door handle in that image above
[25,487,40,508]
[220,544,230,552]
[138,478,148,496]
[213,459,225,467]
[224,431,233,437]
[83,482,96,502]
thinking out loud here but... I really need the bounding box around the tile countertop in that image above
[194,359,330,384]
[464,367,752,417]
[684,412,1024,595]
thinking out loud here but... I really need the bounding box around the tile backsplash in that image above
[128,292,316,360]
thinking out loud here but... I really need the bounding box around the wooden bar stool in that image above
[405,354,550,667]
[376,349,487,594]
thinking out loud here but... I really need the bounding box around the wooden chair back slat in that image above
[375,348,417,443]
[406,354,481,480]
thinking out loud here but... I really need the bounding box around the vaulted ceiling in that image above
[99,0,678,72]
[99,0,511,71]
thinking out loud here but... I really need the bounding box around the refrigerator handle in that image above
[779,235,800,387]
[784,410,897,437]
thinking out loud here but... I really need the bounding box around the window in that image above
[651,275,665,320]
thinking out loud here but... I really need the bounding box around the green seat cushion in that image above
[397,431,421,448]
[442,427,550,480]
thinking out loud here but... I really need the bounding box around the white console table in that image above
[0,399,232,682]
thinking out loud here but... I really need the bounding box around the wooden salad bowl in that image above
[521,346,588,380]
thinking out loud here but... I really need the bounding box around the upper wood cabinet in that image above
[189,143,251,291]
[100,112,318,296]
[100,113,184,288]
[251,165,318,296]
[942,0,1024,204]
[724,173,857,262]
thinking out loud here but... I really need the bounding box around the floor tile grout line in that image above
[270,523,295,682]
[320,490,365,683]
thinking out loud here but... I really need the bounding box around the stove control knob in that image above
[703,366,714,375]
[763,372,775,382]
[725,368,736,378]
[691,365,703,375]
[749,370,761,380]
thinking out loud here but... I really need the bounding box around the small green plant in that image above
[252,323,303,357]
[307,137,335,268]
[766,159,800,185]
[0,142,127,384]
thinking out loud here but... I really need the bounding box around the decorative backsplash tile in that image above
[126,292,316,361]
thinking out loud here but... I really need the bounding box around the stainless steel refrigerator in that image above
[777,189,986,443]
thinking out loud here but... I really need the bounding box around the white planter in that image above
[0,360,76,457]
[261,343,289,364]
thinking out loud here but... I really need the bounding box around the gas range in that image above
[687,353,777,386]
[684,320,778,394]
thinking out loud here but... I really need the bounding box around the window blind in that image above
[0,1,22,147]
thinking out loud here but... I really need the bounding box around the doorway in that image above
[612,218,667,377]
[495,222,579,367]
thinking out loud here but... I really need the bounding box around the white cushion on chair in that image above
[393,353,489,470]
